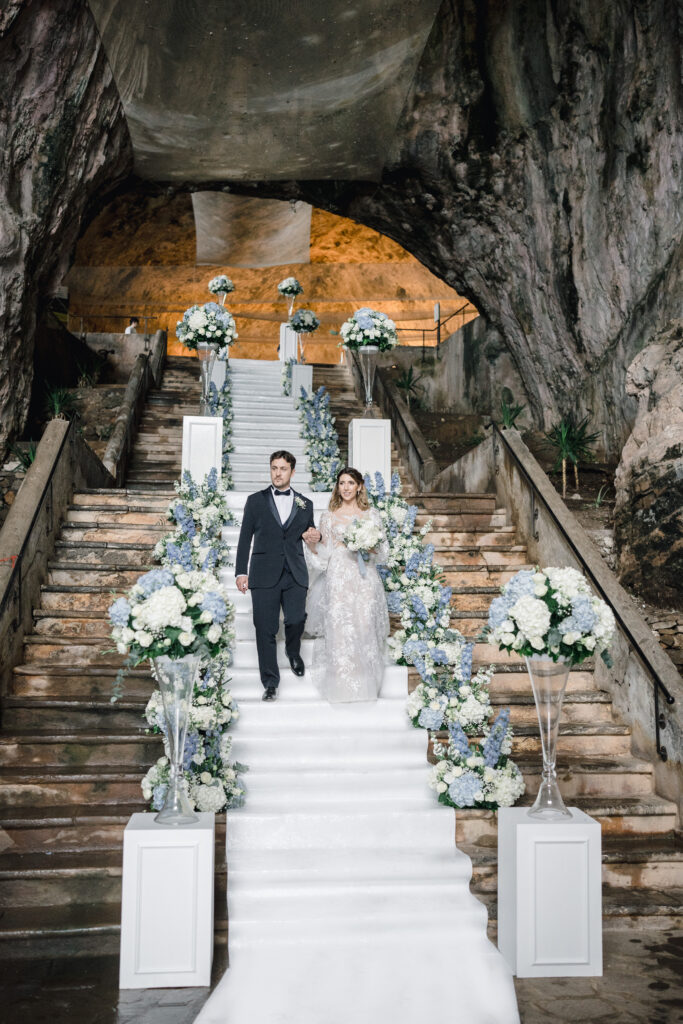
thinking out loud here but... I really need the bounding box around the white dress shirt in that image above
[271,485,294,524]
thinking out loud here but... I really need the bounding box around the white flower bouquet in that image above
[339,307,398,351]
[278,276,304,298]
[343,517,382,558]
[428,712,525,811]
[208,274,235,300]
[289,309,320,334]
[486,566,616,666]
[176,302,238,356]
[108,566,235,665]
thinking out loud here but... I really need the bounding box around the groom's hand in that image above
[302,527,321,547]
[236,575,249,593]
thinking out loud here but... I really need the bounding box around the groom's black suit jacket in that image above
[235,487,315,589]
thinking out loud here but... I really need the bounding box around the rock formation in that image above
[0,0,132,453]
[614,321,683,608]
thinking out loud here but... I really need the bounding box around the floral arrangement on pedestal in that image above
[339,308,398,351]
[208,275,235,304]
[296,386,341,491]
[364,473,464,684]
[142,651,247,813]
[281,357,297,397]
[278,277,303,299]
[485,566,616,666]
[176,302,238,358]
[289,309,319,334]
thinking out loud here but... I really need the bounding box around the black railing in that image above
[395,302,472,359]
[491,422,676,761]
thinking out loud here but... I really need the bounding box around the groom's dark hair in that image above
[270,449,296,469]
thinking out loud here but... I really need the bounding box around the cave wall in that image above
[0,0,132,455]
[230,0,681,459]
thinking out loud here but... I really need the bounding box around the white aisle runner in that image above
[196,361,519,1024]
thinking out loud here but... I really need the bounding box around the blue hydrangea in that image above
[502,569,536,602]
[201,591,227,623]
[152,783,168,811]
[108,597,131,627]
[431,647,450,666]
[560,595,596,634]
[183,730,201,770]
[448,771,482,807]
[488,594,513,628]
[483,709,510,767]
[418,707,445,730]
[447,721,471,758]
[386,591,403,614]
[137,568,174,597]
[355,314,374,330]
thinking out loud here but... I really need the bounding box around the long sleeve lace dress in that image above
[304,507,390,703]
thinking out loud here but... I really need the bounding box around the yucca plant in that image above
[545,415,599,497]
[499,392,526,429]
[9,442,37,470]
[396,366,424,409]
[44,386,76,421]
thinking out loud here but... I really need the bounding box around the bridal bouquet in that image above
[208,274,235,299]
[428,715,525,810]
[343,517,382,562]
[486,566,616,666]
[278,276,304,298]
[108,566,235,664]
[289,309,319,334]
[339,308,398,351]
[176,302,238,356]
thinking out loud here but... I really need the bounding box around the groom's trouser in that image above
[251,566,307,689]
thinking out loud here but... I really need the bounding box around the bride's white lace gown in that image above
[305,507,390,702]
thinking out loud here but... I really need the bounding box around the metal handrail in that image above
[395,302,472,358]
[491,421,676,761]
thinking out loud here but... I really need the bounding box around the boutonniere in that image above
[295,495,306,510]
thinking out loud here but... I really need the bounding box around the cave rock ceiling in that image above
[87,0,443,182]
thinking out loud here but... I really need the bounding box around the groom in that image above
[235,451,320,701]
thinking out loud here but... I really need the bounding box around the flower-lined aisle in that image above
[108,365,246,815]
[364,472,525,811]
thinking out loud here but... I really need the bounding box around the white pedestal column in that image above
[119,812,215,988]
[498,806,602,978]
[291,363,313,402]
[182,415,223,483]
[348,419,391,484]
[279,324,298,362]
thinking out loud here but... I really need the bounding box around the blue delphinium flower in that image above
[166,541,194,571]
[183,730,201,770]
[108,597,131,626]
[201,591,227,623]
[447,721,471,758]
[390,471,401,495]
[137,568,174,596]
[459,642,474,681]
[483,709,510,767]
[373,472,386,499]
[418,706,445,730]
[206,467,218,491]
[152,783,168,811]
[181,471,199,499]
[448,771,482,807]
[386,591,403,614]
[431,647,450,666]
[410,594,428,621]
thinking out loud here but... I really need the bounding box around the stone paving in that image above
[1,930,681,1023]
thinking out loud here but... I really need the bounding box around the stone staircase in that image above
[0,356,680,962]
[314,363,683,931]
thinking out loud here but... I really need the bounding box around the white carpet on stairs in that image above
[195,361,520,1024]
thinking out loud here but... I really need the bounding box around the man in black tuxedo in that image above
[235,451,320,701]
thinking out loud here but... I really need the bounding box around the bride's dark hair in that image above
[329,466,370,511]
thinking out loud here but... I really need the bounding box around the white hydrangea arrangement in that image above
[176,302,238,357]
[486,566,616,666]
[289,309,319,334]
[278,276,304,298]
[296,386,341,491]
[339,307,398,351]
[108,566,235,666]
[208,275,235,301]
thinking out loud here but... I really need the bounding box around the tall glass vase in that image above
[151,653,201,825]
[358,345,379,415]
[197,342,217,414]
[525,656,572,819]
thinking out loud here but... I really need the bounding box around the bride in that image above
[304,466,390,702]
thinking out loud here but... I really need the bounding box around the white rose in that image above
[200,771,212,785]
[207,624,221,643]
[436,781,448,794]
[178,631,194,646]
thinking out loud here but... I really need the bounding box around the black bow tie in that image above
[274,488,291,496]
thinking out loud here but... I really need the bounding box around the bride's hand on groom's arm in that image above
[302,527,321,550]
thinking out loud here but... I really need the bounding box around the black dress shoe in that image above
[288,655,305,676]
[262,687,278,701]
